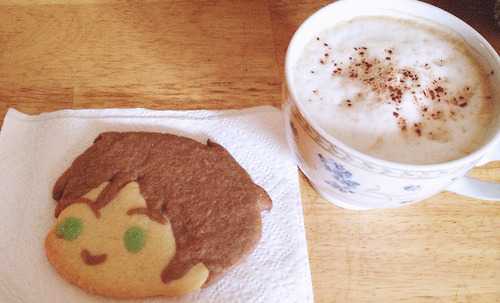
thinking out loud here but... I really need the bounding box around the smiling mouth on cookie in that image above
[81,249,108,265]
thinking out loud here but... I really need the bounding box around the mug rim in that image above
[285,0,500,171]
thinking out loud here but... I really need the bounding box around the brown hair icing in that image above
[52,132,272,286]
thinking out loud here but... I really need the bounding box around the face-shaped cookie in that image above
[45,132,272,298]
[45,181,209,298]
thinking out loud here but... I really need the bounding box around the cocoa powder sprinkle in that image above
[307,43,477,136]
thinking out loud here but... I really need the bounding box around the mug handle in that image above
[446,144,500,201]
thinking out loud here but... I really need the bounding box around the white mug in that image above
[283,0,500,210]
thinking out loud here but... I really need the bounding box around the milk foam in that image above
[294,16,495,164]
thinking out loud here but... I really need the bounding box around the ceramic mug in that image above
[283,0,500,210]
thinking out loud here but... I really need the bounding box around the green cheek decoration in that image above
[124,226,146,253]
[56,217,83,241]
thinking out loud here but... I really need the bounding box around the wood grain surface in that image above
[0,0,498,302]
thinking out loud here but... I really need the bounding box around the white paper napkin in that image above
[0,107,313,303]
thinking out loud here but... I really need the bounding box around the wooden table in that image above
[1,0,498,302]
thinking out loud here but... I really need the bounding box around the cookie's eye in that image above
[124,226,146,253]
[56,217,83,241]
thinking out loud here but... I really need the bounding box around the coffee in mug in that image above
[293,15,495,165]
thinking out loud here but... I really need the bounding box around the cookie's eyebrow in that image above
[126,207,167,224]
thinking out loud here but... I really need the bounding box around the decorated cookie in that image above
[45,132,272,298]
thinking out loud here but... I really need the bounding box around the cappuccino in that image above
[293,16,496,164]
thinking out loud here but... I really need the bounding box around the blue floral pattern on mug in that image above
[319,154,360,193]
[403,185,422,191]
